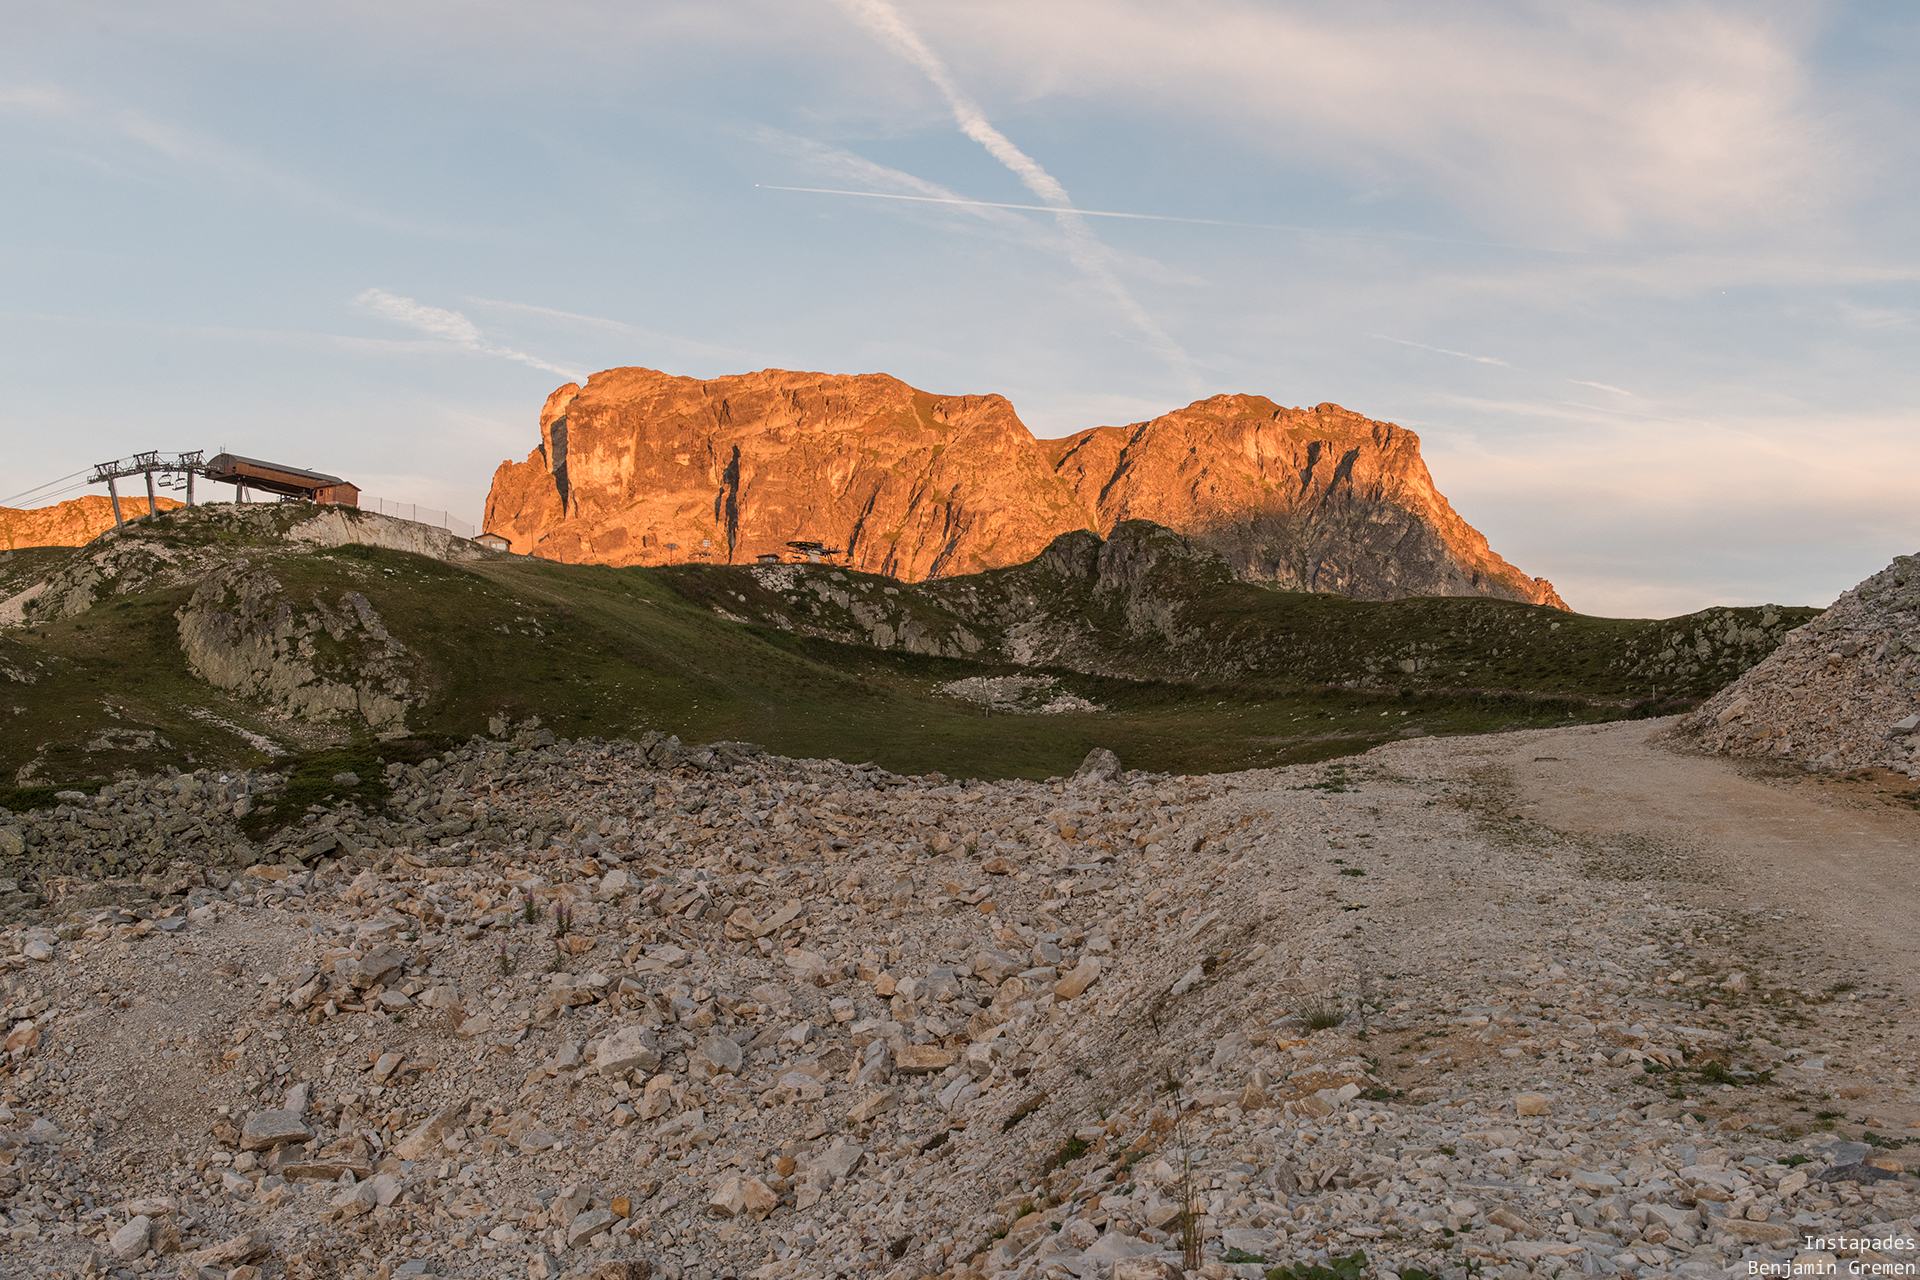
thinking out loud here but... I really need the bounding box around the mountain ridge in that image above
[483,367,1567,609]
[1,493,184,550]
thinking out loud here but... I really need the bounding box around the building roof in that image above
[202,452,357,498]
[201,454,348,487]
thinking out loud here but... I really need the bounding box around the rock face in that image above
[483,368,1565,608]
[0,494,183,549]
[1682,552,1920,776]
[176,561,422,732]
[484,372,1072,582]
[1048,394,1565,606]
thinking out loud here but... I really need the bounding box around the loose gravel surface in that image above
[0,721,1914,1280]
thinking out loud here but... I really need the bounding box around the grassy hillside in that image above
[0,507,1818,797]
[658,521,1815,701]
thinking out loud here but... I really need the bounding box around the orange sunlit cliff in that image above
[1,494,184,550]
[483,367,1566,608]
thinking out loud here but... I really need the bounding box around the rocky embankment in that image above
[483,368,1564,607]
[1683,553,1920,776]
[0,728,1913,1280]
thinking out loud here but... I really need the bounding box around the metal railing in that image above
[358,497,475,540]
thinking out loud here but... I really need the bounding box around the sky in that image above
[2,0,1917,618]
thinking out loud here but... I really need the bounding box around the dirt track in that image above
[1487,718,1920,993]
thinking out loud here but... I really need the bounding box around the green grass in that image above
[1047,1135,1091,1170]
[1266,1249,1368,1280]
[0,506,1819,794]
[233,737,458,839]
[0,785,65,815]
[1300,1000,1345,1031]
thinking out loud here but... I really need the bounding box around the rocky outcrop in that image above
[284,507,486,563]
[665,521,1811,695]
[484,371,1076,581]
[176,562,422,732]
[0,494,183,549]
[3,505,485,632]
[1049,396,1565,607]
[483,368,1566,608]
[1682,553,1920,776]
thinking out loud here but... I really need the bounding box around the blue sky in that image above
[3,1,1917,617]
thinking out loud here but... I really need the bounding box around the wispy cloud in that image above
[916,1,1843,241]
[353,290,583,379]
[0,306,462,358]
[462,297,759,365]
[1414,396,1920,614]
[754,182,1554,257]
[1376,335,1510,367]
[1569,380,1633,397]
[832,0,1195,382]
[2,83,463,236]
[752,132,1204,287]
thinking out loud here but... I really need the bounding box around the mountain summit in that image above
[483,367,1566,608]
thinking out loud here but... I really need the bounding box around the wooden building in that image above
[201,454,360,505]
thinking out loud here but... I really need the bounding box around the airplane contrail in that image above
[833,0,1194,381]
[758,184,1312,231]
[758,183,1571,253]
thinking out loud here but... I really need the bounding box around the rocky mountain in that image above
[0,493,182,549]
[483,368,1566,609]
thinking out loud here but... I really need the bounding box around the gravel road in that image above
[1493,720,1919,989]
[0,722,1913,1280]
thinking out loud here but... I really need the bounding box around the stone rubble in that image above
[1685,552,1920,777]
[0,727,1911,1280]
[934,678,1104,717]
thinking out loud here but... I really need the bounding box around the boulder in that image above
[707,1175,778,1220]
[109,1214,151,1260]
[594,1024,661,1075]
[395,1096,470,1161]
[1073,748,1122,784]
[239,1109,311,1152]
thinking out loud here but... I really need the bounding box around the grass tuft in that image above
[1299,999,1344,1031]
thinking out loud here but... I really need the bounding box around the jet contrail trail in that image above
[833,0,1194,382]
[758,184,1583,252]
[1376,335,1512,367]
[758,184,1306,230]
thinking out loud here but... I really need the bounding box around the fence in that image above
[359,497,475,540]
